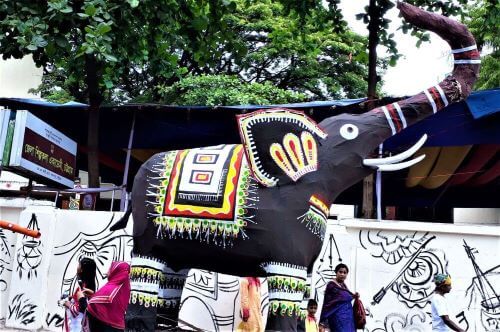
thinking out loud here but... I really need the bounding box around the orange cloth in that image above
[237,278,263,332]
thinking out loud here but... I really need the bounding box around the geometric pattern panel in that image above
[148,144,258,246]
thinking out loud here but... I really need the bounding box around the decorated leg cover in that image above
[157,266,188,327]
[263,262,308,331]
[126,255,187,331]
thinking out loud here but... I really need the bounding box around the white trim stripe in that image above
[262,263,307,279]
[268,291,304,301]
[131,257,166,271]
[392,103,407,129]
[381,106,396,135]
[423,89,437,113]
[454,59,481,64]
[451,44,477,53]
[434,85,449,107]
[131,281,159,293]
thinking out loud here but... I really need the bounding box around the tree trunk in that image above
[367,0,379,101]
[85,55,103,189]
[362,0,380,218]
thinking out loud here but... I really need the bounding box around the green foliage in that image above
[357,0,469,65]
[464,0,500,90]
[1,0,368,103]
[158,75,306,106]
[218,0,368,100]
[474,52,500,90]
[0,0,240,103]
[464,0,499,51]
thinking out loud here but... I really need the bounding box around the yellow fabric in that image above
[406,147,441,187]
[305,316,319,332]
[420,145,472,189]
[236,278,263,332]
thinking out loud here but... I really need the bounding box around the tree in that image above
[26,0,370,104]
[218,0,368,100]
[0,0,239,187]
[1,0,369,186]
[463,0,499,90]
[158,74,306,106]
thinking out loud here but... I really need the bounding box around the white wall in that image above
[178,219,500,332]
[455,208,500,225]
[0,56,42,98]
[0,204,498,331]
[311,219,500,332]
[0,207,132,331]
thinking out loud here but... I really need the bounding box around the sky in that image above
[339,1,454,97]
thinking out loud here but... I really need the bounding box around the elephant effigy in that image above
[114,3,480,331]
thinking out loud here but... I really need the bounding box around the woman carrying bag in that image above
[319,264,366,331]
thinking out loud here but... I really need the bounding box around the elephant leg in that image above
[297,274,312,327]
[262,262,308,332]
[156,266,188,328]
[126,255,187,331]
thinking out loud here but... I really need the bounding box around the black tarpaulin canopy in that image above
[0,88,498,209]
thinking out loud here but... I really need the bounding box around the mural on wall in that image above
[0,209,134,331]
[7,293,37,326]
[15,213,42,280]
[369,308,431,332]
[179,270,269,331]
[0,208,24,319]
[44,212,133,331]
[360,231,448,309]
[464,240,500,331]
[0,229,13,291]
[6,209,56,329]
[313,233,342,302]
[54,214,133,299]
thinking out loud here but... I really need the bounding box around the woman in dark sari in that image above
[319,263,358,331]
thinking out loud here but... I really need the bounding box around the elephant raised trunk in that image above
[122,3,480,331]
[318,2,480,201]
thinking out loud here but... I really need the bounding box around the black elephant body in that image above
[121,3,480,331]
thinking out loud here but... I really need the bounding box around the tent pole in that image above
[376,144,383,220]
[120,112,136,211]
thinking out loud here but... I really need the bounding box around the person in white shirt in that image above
[431,274,465,332]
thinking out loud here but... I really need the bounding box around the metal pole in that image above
[110,189,115,212]
[120,113,136,211]
[376,144,383,221]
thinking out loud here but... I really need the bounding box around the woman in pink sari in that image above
[84,261,131,332]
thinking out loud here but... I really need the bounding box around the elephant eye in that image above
[340,124,359,140]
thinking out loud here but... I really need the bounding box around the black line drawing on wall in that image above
[456,311,470,331]
[390,249,447,308]
[181,270,241,331]
[8,293,37,326]
[0,228,12,257]
[45,312,64,328]
[370,308,430,332]
[464,240,500,331]
[366,232,448,308]
[313,234,342,301]
[180,271,269,331]
[359,230,434,265]
[0,228,14,291]
[16,213,42,280]
[53,214,133,302]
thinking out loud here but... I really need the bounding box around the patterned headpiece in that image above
[434,273,452,286]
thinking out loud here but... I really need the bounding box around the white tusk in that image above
[376,154,426,171]
[363,134,428,166]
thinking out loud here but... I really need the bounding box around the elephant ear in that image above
[237,108,327,187]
